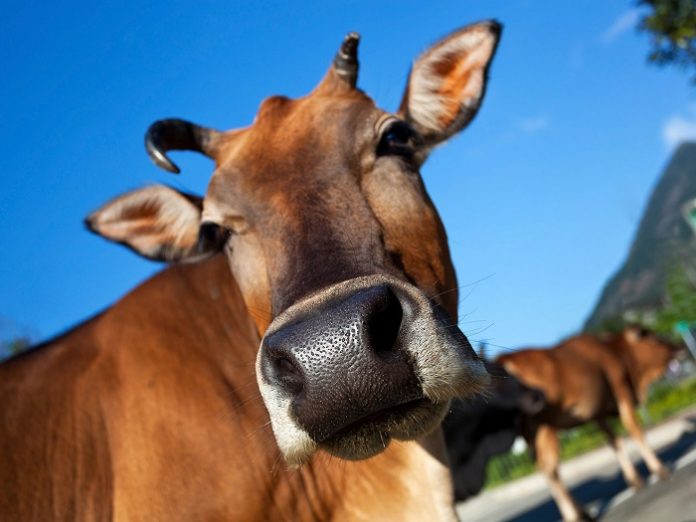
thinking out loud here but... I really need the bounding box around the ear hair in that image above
[399,20,502,151]
[85,185,220,262]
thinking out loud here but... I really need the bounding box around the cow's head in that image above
[87,22,502,465]
[614,326,680,402]
[444,362,544,500]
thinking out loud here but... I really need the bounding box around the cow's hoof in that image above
[629,476,645,490]
[656,467,671,481]
[567,508,595,521]
[577,510,595,522]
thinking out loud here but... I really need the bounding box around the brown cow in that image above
[0,21,502,520]
[498,327,677,521]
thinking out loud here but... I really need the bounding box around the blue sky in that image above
[1,0,695,354]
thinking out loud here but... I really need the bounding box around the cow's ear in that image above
[86,185,220,262]
[519,387,545,415]
[623,326,644,344]
[398,21,501,153]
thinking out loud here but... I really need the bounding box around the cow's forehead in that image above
[261,92,381,146]
[203,89,390,223]
[210,91,389,193]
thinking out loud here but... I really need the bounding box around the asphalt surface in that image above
[601,460,696,522]
[512,418,696,521]
[456,410,696,521]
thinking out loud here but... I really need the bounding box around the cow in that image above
[497,327,678,521]
[0,21,502,520]
[443,363,545,501]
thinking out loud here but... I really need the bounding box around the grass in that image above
[483,375,696,489]
[644,377,696,422]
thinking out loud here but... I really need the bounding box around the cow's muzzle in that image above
[257,275,489,465]
[262,284,423,444]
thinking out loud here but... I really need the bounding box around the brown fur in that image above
[498,329,676,521]
[0,22,502,520]
[1,256,456,520]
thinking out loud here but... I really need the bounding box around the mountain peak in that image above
[584,145,696,330]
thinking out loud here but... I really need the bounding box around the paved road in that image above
[456,409,696,521]
[601,460,696,522]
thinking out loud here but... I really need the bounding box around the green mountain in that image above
[584,142,696,331]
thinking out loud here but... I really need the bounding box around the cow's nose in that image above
[261,285,423,442]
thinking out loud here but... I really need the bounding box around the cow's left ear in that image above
[519,387,545,415]
[398,21,501,152]
[85,185,221,262]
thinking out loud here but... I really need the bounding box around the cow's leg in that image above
[616,399,670,480]
[534,424,591,522]
[596,417,644,490]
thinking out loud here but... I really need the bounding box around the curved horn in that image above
[145,119,221,174]
[333,32,360,87]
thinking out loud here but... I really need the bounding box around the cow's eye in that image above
[377,121,418,157]
[198,222,230,253]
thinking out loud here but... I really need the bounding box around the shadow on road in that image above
[508,416,696,522]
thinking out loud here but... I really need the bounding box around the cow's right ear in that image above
[85,185,221,262]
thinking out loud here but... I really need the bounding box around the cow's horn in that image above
[145,119,221,174]
[333,32,360,87]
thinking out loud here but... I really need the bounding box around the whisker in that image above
[428,273,496,302]
[469,339,518,353]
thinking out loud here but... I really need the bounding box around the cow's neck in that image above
[93,255,456,520]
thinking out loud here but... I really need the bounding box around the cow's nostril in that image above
[273,355,304,394]
[367,288,403,355]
